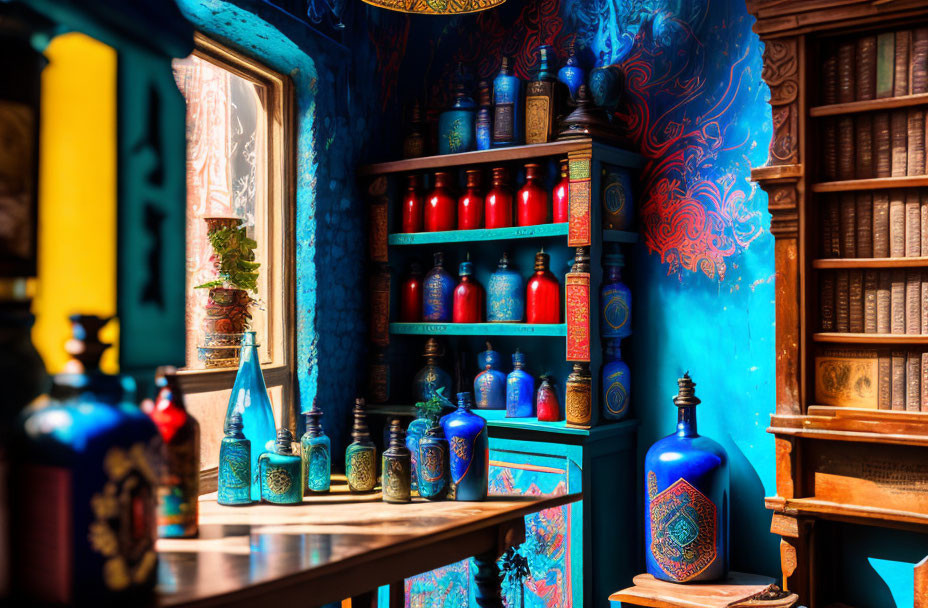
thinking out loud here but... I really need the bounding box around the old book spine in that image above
[873,193,890,257]
[923,191,928,255]
[914,28,928,95]
[891,269,906,334]
[836,270,850,332]
[837,39,856,104]
[827,196,842,257]
[922,352,928,412]
[892,351,906,411]
[873,112,891,177]
[891,111,908,177]
[837,116,856,180]
[877,271,892,333]
[908,351,921,411]
[879,353,891,410]
[849,270,864,333]
[908,110,925,176]
[856,193,873,258]
[822,119,838,181]
[907,189,922,257]
[839,193,856,258]
[864,270,878,333]
[876,32,895,99]
[821,271,836,332]
[923,270,928,334]
[890,192,906,257]
[894,30,911,96]
[856,35,877,101]
[823,43,839,104]
[855,115,874,179]
[907,270,922,334]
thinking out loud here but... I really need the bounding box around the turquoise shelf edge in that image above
[388,224,638,246]
[389,322,567,336]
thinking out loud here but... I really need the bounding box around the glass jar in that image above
[517,163,549,226]
[485,167,513,229]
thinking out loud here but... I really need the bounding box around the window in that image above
[172,34,294,474]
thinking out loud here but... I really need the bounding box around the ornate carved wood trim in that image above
[762,37,800,166]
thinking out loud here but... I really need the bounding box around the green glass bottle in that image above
[300,399,331,494]
[345,398,377,493]
[258,428,302,505]
[382,419,411,503]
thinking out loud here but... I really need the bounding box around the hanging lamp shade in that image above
[361,0,505,15]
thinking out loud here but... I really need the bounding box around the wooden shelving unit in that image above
[812,332,928,344]
[810,175,928,192]
[809,92,928,116]
[389,322,567,337]
[812,256,928,269]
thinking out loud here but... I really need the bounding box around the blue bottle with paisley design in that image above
[644,373,729,583]
[602,339,630,421]
[601,249,632,340]
[474,341,507,410]
[487,252,524,322]
[416,423,449,500]
[438,70,476,155]
[300,400,330,494]
[423,251,455,322]
[218,413,252,505]
[258,428,302,504]
[440,392,488,501]
[506,349,534,418]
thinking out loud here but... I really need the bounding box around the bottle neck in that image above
[676,407,698,437]
[605,266,623,282]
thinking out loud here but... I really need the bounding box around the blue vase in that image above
[492,56,522,147]
[644,374,729,583]
[441,392,488,501]
[417,423,449,500]
[423,251,455,322]
[475,80,492,151]
[439,78,476,155]
[557,40,585,102]
[589,51,624,110]
[602,339,630,421]
[506,349,535,418]
[603,166,634,230]
[218,413,252,505]
[414,336,453,402]
[474,341,507,409]
[406,407,433,491]
[258,428,302,505]
[225,331,277,501]
[487,252,524,322]
[601,250,632,339]
[300,400,330,494]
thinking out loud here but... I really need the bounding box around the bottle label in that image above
[604,368,629,416]
[493,103,514,142]
[602,288,630,336]
[565,380,591,425]
[347,449,375,491]
[419,444,446,483]
[383,457,410,501]
[649,478,718,582]
[449,435,476,484]
[525,93,552,144]
[307,445,330,491]
[566,272,591,361]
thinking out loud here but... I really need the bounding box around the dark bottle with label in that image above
[345,398,377,493]
[475,80,492,151]
[218,413,251,506]
[301,399,331,494]
[382,419,411,503]
[601,249,632,339]
[525,45,565,144]
[492,56,522,147]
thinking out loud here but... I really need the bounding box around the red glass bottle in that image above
[536,374,561,421]
[553,159,569,223]
[425,171,456,232]
[453,256,485,323]
[458,169,484,229]
[400,261,424,322]
[517,163,549,226]
[485,167,513,229]
[526,249,561,324]
[401,174,423,233]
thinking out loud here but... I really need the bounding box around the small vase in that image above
[300,399,331,494]
[218,413,252,505]
[553,159,570,223]
[602,339,631,421]
[346,398,377,493]
[458,169,484,230]
[425,172,456,232]
[417,423,449,500]
[259,428,302,505]
[485,167,513,229]
[487,252,524,322]
[536,374,561,422]
[382,419,412,503]
[589,52,624,110]
[441,392,489,501]
[506,349,535,418]
[474,341,507,410]
[517,163,549,226]
[526,249,561,324]
[401,174,424,234]
[453,255,485,323]
[414,337,453,402]
[423,251,455,322]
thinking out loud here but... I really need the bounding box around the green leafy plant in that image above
[415,387,448,422]
[195,224,260,292]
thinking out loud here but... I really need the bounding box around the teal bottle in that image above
[438,66,476,155]
[300,399,330,494]
[406,405,433,492]
[345,398,377,493]
[382,419,412,503]
[474,341,506,410]
[258,428,302,505]
[441,392,488,501]
[487,252,524,322]
[602,339,631,421]
[506,349,535,418]
[413,336,453,402]
[601,250,632,339]
[423,251,455,322]
[224,331,276,501]
[416,423,449,500]
[218,413,252,505]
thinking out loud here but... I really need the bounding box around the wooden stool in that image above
[609,572,800,608]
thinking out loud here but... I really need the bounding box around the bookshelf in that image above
[747,1,928,605]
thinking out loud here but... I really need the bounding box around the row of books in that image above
[815,347,928,412]
[821,111,926,181]
[821,190,928,258]
[820,269,928,334]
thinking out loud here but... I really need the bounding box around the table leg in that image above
[473,550,503,608]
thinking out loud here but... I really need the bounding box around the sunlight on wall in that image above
[32,32,118,373]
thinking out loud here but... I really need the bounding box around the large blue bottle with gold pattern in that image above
[474,341,506,410]
[440,392,488,501]
[423,252,455,322]
[601,250,631,339]
[644,373,728,583]
[438,69,476,155]
[487,252,523,322]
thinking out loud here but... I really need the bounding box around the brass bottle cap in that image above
[465,169,482,189]
[524,163,542,181]
[433,171,451,188]
[673,372,701,408]
[534,248,549,271]
[491,166,509,186]
[406,174,421,189]
[560,159,569,178]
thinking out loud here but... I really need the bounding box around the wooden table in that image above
[609,572,799,608]
[156,487,581,608]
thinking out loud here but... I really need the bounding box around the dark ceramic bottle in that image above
[557,39,585,102]
[517,163,549,226]
[525,45,560,144]
[474,341,506,410]
[300,399,331,494]
[589,51,624,111]
[400,261,424,323]
[382,419,411,503]
[346,398,377,493]
[553,159,570,223]
[149,367,199,538]
[402,99,426,159]
[423,251,455,322]
[645,374,729,583]
[414,337,453,402]
[258,428,302,505]
[506,349,534,418]
[485,167,513,229]
[458,169,484,229]
[439,69,476,155]
[602,339,631,421]
[218,413,251,506]
[526,249,561,324]
[492,56,522,147]
[475,80,492,151]
[487,252,524,322]
[601,249,632,339]
[565,362,592,428]
[424,172,456,232]
[416,423,449,500]
[453,255,485,323]
[401,174,423,234]
[441,392,489,501]
[536,374,561,422]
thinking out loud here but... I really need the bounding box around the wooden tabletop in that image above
[609,572,799,608]
[156,486,581,608]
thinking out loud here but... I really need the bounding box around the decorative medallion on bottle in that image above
[488,252,524,322]
[492,56,522,147]
[506,349,534,418]
[601,248,631,339]
[346,398,377,493]
[474,341,507,409]
[368,176,389,262]
[526,249,561,324]
[440,392,489,501]
[259,428,302,505]
[602,339,630,421]
[485,167,513,229]
[301,399,331,494]
[565,247,591,361]
[602,165,634,230]
[382,419,412,503]
[567,152,592,247]
[401,174,424,234]
[536,374,561,422]
[218,413,252,506]
[645,373,729,583]
[370,262,391,346]
[361,0,507,16]
[423,251,455,321]
[565,362,592,427]
[414,337,453,402]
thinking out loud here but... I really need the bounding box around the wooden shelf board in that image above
[812,332,928,345]
[813,256,928,269]
[389,322,566,337]
[767,496,928,529]
[811,176,928,192]
[359,138,645,176]
[389,223,568,245]
[769,407,928,447]
[809,93,928,117]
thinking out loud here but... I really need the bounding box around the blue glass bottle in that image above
[414,337,453,402]
[603,166,635,230]
[423,251,455,322]
[589,51,624,111]
[382,419,412,503]
[492,56,522,147]
[644,374,729,583]
[417,423,449,500]
[557,39,585,102]
[487,252,524,322]
[602,339,630,421]
[475,80,492,151]
[300,399,330,494]
[506,349,535,418]
[474,341,507,410]
[218,413,252,505]
[439,71,476,155]
[601,250,632,339]
[406,403,434,492]
[225,331,276,501]
[441,392,488,501]
[258,428,302,505]
[346,398,377,493]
